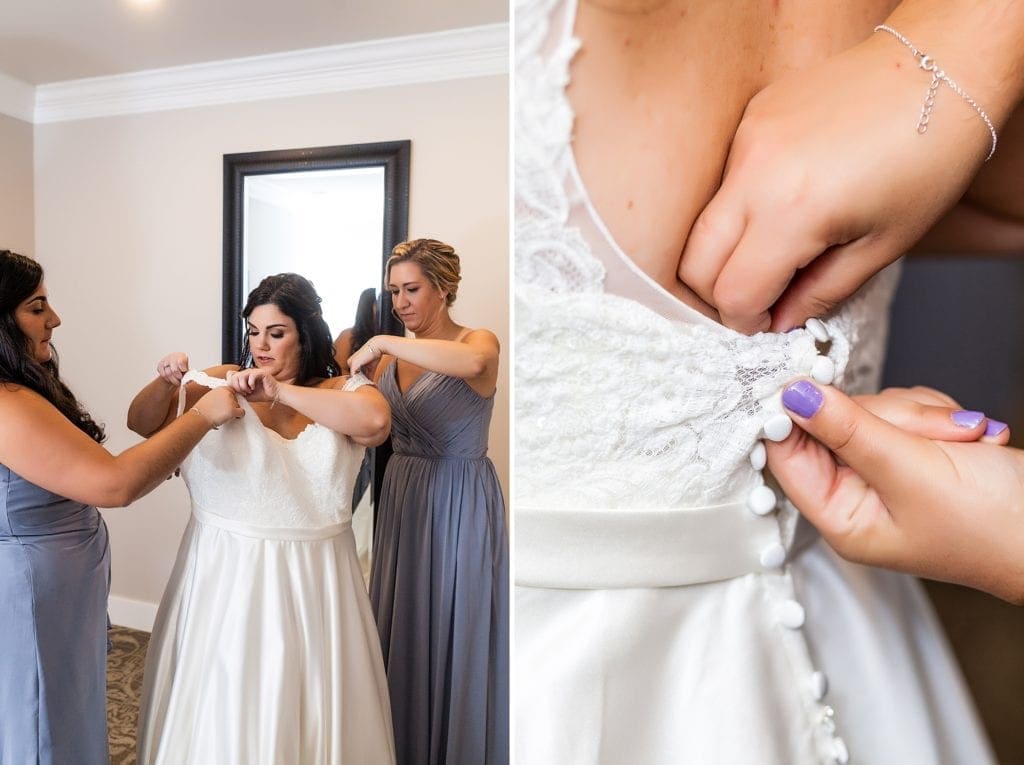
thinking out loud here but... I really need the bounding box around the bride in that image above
[128,273,395,764]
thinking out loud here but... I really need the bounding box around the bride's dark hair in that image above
[238,273,340,385]
[0,250,105,443]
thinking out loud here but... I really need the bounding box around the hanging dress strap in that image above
[176,369,231,418]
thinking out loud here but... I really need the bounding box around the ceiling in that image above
[0,0,508,85]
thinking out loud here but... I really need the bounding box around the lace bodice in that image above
[514,0,900,510]
[179,373,371,529]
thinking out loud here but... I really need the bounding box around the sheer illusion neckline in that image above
[558,0,728,332]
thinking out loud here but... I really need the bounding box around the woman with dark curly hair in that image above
[0,249,242,764]
[129,272,396,763]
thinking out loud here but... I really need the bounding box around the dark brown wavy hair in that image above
[237,273,340,384]
[0,250,105,442]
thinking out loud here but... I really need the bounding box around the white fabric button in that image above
[763,413,793,442]
[831,737,849,764]
[746,486,777,516]
[806,317,830,343]
[759,542,786,569]
[777,599,805,629]
[749,442,767,471]
[811,356,836,385]
[810,671,828,700]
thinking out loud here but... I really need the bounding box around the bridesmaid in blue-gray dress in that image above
[351,239,509,765]
[0,250,241,764]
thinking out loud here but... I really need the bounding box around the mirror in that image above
[223,140,410,572]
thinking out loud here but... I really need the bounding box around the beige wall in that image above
[0,112,34,253]
[33,75,508,612]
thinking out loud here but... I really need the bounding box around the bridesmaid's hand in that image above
[766,380,1024,604]
[227,367,281,403]
[194,387,245,428]
[348,337,383,376]
[156,352,189,386]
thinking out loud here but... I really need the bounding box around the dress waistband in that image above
[391,452,488,462]
[192,507,351,541]
[516,502,818,589]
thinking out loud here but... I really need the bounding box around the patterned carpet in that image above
[107,626,150,764]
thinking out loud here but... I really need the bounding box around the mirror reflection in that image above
[223,141,410,578]
[243,166,385,340]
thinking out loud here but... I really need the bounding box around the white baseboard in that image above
[109,595,157,632]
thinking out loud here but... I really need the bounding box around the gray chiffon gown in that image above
[0,464,111,764]
[370,365,509,765]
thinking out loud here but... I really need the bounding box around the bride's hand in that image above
[227,367,281,403]
[678,32,992,334]
[157,352,189,386]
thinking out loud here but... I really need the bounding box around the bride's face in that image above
[247,303,301,381]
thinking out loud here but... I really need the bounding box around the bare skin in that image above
[0,282,242,508]
[570,0,1024,329]
[128,304,390,448]
[348,262,500,399]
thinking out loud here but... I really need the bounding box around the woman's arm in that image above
[0,385,243,508]
[127,353,237,436]
[349,330,500,397]
[225,369,391,447]
[334,329,353,375]
[914,102,1024,255]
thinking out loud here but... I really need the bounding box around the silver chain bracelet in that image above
[874,24,998,161]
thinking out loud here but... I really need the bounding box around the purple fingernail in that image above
[985,418,1008,437]
[782,380,824,419]
[951,410,985,429]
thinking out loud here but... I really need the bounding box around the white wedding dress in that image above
[515,0,995,762]
[137,373,395,764]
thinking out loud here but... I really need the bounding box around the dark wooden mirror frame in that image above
[222,139,411,509]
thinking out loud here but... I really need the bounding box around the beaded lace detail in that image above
[179,372,372,529]
[514,0,900,511]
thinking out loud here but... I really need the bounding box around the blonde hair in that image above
[386,238,461,306]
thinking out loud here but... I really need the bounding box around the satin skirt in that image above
[516,539,994,764]
[137,512,395,764]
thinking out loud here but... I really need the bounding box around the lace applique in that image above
[516,0,605,293]
[514,0,901,511]
[176,367,366,530]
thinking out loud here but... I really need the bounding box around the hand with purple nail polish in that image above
[765,380,1024,605]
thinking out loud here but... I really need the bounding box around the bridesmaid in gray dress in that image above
[350,239,509,765]
[0,250,241,764]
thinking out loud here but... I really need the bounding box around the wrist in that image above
[189,406,217,430]
[882,2,1024,123]
[273,382,294,409]
[370,335,390,356]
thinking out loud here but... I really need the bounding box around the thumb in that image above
[777,379,935,509]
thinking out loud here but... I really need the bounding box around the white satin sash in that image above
[517,504,816,589]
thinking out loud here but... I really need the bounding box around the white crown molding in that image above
[32,23,508,124]
[0,70,35,123]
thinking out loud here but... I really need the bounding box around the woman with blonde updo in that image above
[348,238,508,765]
